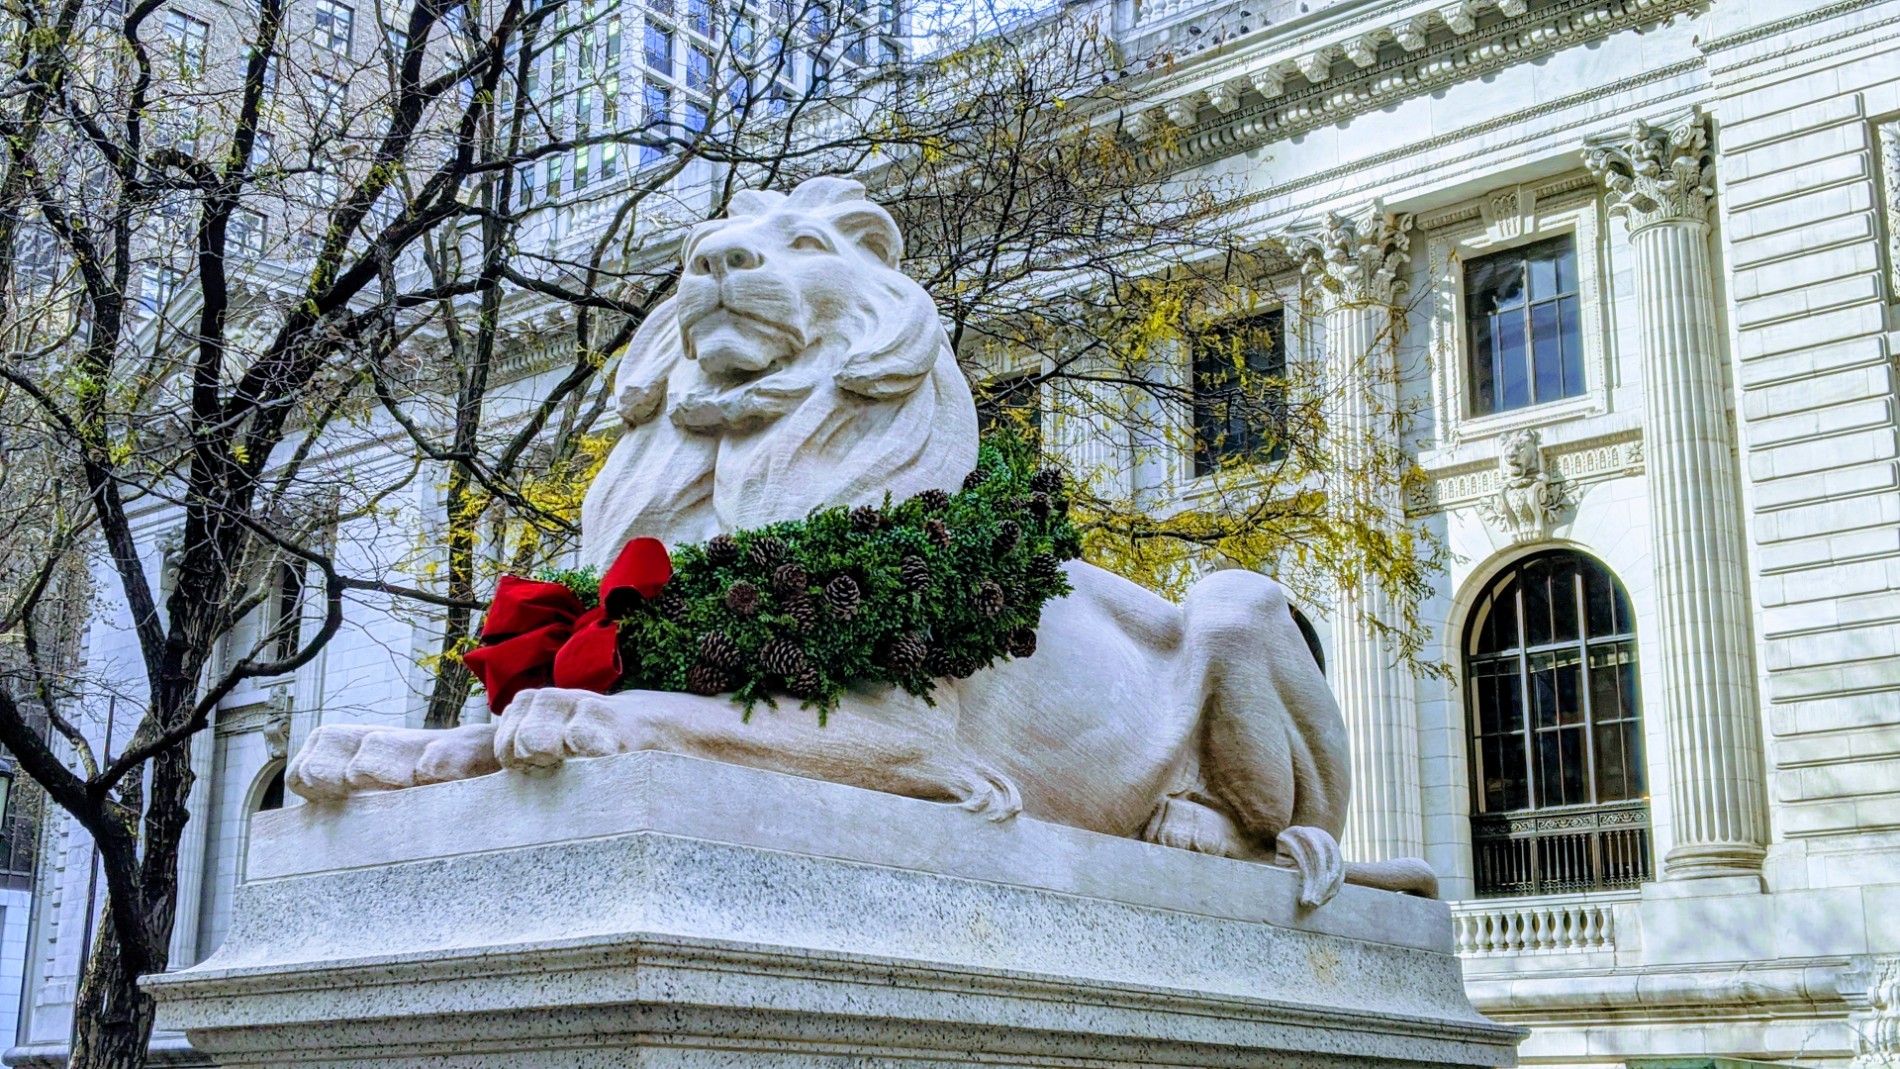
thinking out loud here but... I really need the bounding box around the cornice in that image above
[1115,0,1707,174]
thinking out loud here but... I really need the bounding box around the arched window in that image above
[255,763,286,813]
[1464,550,1651,897]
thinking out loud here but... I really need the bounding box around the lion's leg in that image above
[286,723,500,802]
[1181,570,1355,904]
[495,687,1022,820]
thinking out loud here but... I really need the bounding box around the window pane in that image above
[1550,562,1579,644]
[1559,295,1584,398]
[1531,299,1562,403]
[1496,311,1528,410]
[1555,237,1578,293]
[1584,556,1616,636]
[1522,562,1551,647]
[1529,248,1558,301]
[1468,312,1495,414]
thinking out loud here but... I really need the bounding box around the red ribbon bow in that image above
[463,538,672,714]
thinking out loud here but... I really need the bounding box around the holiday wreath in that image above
[463,435,1083,717]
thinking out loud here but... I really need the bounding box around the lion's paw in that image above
[954,763,1023,823]
[286,723,499,802]
[493,688,650,773]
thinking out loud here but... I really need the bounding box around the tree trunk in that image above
[69,909,157,1069]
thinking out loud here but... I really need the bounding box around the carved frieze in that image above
[1407,434,1642,517]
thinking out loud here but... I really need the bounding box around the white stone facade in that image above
[12,0,1900,1066]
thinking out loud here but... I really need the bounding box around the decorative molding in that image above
[1294,207,1415,307]
[1877,117,1900,304]
[1851,954,1900,1067]
[218,687,295,741]
[1407,432,1641,516]
[1120,0,1704,175]
[1476,430,1569,545]
[1583,111,1716,231]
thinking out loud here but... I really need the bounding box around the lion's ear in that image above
[829,204,904,269]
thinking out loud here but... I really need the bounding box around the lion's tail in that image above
[1344,858,1439,899]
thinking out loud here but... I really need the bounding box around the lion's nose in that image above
[690,241,764,278]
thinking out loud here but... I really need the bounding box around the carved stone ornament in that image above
[1296,207,1416,307]
[282,177,1437,908]
[1583,112,1716,231]
[1854,955,1900,1068]
[262,687,294,760]
[1477,430,1569,544]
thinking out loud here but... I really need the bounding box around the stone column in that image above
[1585,113,1769,882]
[1298,208,1424,864]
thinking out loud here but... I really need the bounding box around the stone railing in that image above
[1450,895,1627,956]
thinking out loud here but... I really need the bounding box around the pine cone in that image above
[759,637,807,678]
[962,469,986,491]
[992,520,1022,556]
[686,662,730,696]
[1028,492,1051,520]
[724,580,761,616]
[899,554,931,590]
[655,589,689,624]
[975,580,1006,618]
[1030,467,1064,495]
[698,631,742,670]
[771,562,809,596]
[707,533,740,566]
[850,505,884,533]
[783,593,820,632]
[916,487,951,513]
[747,535,786,569]
[1006,627,1038,659]
[880,631,929,674]
[925,518,952,548]
[823,575,861,619]
[1029,552,1062,583]
[787,665,825,699]
[926,647,982,680]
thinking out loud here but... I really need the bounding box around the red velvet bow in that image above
[463,538,672,714]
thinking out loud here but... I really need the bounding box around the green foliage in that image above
[545,434,1082,719]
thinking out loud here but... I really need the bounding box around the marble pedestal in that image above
[145,750,1522,1069]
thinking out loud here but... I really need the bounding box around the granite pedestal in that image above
[145,750,1523,1069]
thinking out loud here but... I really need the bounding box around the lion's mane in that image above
[580,179,979,569]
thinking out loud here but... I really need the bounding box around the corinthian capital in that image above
[1584,112,1715,230]
[1294,207,1415,307]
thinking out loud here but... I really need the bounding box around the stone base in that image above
[145,751,1522,1069]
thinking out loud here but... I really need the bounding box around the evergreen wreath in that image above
[536,434,1082,717]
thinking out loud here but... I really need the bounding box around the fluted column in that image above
[1586,114,1769,882]
[1299,207,1424,863]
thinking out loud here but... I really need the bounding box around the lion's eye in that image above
[790,233,829,252]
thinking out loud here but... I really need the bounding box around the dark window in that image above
[975,374,1039,445]
[1289,606,1324,676]
[1465,550,1651,897]
[1191,310,1286,478]
[1465,234,1583,416]
[268,559,305,663]
[256,766,286,812]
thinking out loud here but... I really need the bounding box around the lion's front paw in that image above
[286,723,499,802]
[493,688,651,773]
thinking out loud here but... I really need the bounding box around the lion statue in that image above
[287,177,1434,907]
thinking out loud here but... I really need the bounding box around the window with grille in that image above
[1191,309,1286,478]
[163,11,209,76]
[1465,550,1652,897]
[1465,234,1583,416]
[313,0,354,55]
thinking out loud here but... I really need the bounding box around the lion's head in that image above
[580,178,979,568]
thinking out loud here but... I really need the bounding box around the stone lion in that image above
[287,177,1434,906]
